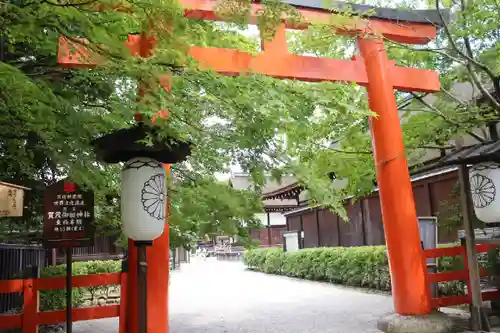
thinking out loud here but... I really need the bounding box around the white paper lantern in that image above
[121,157,166,241]
[469,162,500,223]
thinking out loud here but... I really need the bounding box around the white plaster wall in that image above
[255,213,268,227]
[255,212,287,227]
[269,212,286,226]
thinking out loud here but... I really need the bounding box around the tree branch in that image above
[331,148,372,155]
[419,145,455,150]
[436,0,500,110]
[81,102,112,111]
[41,0,97,7]
[385,40,464,65]
[0,134,29,140]
[441,87,468,106]
[411,92,486,143]
[461,35,500,108]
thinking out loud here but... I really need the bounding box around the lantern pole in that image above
[66,247,73,333]
[135,241,151,333]
[458,164,485,330]
[455,139,488,331]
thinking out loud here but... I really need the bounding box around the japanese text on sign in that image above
[43,180,94,248]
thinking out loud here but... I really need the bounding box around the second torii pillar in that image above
[358,36,452,332]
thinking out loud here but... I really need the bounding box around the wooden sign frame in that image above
[43,179,95,248]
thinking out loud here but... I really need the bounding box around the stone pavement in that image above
[74,257,395,333]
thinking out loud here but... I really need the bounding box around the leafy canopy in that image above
[1,0,370,242]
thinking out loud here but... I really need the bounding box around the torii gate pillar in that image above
[358,36,431,315]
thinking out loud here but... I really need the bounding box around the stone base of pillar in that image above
[378,312,453,333]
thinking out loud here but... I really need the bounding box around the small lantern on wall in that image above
[469,162,500,223]
[121,157,166,242]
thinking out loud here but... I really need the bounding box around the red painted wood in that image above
[359,36,432,315]
[0,314,22,330]
[423,246,463,258]
[119,272,128,333]
[0,273,124,331]
[427,270,468,283]
[38,273,121,290]
[481,290,500,302]
[58,37,441,93]
[432,295,469,308]
[432,291,500,308]
[0,279,23,293]
[180,0,437,44]
[92,0,438,44]
[37,305,120,325]
[476,244,500,253]
[23,279,38,333]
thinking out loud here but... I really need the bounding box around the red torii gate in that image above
[58,1,446,332]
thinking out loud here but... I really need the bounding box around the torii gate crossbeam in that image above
[57,1,448,332]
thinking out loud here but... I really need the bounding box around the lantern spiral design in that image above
[141,174,165,220]
[470,173,496,209]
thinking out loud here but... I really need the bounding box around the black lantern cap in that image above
[92,124,191,164]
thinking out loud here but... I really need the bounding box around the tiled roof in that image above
[436,141,500,166]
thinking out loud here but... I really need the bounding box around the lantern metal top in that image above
[281,0,450,26]
[92,124,191,164]
[436,140,500,166]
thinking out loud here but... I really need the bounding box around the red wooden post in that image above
[125,34,170,333]
[23,278,38,333]
[119,272,128,333]
[357,35,432,315]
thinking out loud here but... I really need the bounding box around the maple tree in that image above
[0,0,368,245]
[2,0,497,246]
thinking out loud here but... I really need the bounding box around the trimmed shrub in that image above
[244,246,465,296]
[40,260,122,311]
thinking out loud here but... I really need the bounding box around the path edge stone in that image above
[378,311,454,333]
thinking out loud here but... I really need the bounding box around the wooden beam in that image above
[181,0,437,44]
[91,0,437,44]
[58,37,440,93]
[38,305,120,325]
[0,314,22,330]
[37,273,121,290]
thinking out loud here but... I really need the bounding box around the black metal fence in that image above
[0,244,45,314]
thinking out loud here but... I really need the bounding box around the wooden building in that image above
[229,173,304,247]
[255,83,497,249]
[259,165,462,248]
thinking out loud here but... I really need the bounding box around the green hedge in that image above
[40,260,122,311]
[244,247,465,296]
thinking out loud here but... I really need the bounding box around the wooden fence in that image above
[285,169,461,248]
[0,244,46,314]
[0,272,127,333]
[424,243,500,308]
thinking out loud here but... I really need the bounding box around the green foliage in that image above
[2,0,497,250]
[39,260,121,311]
[244,246,466,296]
[290,0,500,208]
[1,0,370,246]
[169,175,263,250]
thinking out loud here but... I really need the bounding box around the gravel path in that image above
[74,257,395,333]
